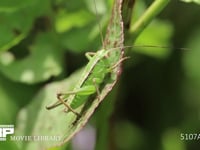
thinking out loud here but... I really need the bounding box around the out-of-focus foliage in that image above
[131,1,173,58]
[0,32,63,84]
[183,28,200,84]
[0,0,200,150]
[0,0,51,51]
[181,0,200,4]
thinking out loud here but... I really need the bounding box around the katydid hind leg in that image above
[46,100,62,110]
[57,93,81,117]
[46,86,96,110]
[45,92,76,110]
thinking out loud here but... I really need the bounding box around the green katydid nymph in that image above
[46,47,128,116]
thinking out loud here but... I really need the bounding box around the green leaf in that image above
[0,32,63,84]
[180,0,200,4]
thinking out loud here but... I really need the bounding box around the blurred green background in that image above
[0,0,200,150]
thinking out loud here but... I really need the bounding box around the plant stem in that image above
[131,0,170,41]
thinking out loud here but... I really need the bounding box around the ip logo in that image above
[0,125,14,141]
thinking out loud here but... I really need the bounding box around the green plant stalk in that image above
[131,0,170,42]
